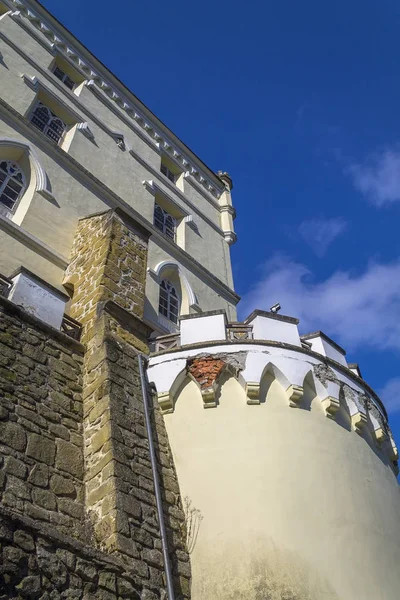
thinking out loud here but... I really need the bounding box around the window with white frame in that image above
[154,204,176,240]
[30,102,66,144]
[0,160,25,211]
[53,65,75,90]
[159,279,179,324]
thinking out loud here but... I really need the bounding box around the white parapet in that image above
[245,309,301,346]
[301,330,347,366]
[180,310,227,346]
[7,267,69,330]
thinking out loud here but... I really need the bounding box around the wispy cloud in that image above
[348,148,400,206]
[379,378,400,415]
[298,217,348,257]
[240,256,400,353]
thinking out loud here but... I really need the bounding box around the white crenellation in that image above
[148,336,396,470]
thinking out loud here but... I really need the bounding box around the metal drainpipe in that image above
[138,354,176,600]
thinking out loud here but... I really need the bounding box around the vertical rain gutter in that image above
[138,354,176,600]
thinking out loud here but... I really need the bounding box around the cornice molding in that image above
[183,171,221,205]
[7,0,225,199]
[0,28,224,222]
[0,28,128,150]
[0,97,240,306]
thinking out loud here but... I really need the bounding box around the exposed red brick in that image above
[187,357,226,390]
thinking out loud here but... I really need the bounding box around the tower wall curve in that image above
[149,339,400,600]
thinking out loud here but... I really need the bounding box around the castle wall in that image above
[0,297,85,540]
[0,7,238,322]
[162,369,400,600]
[0,209,192,599]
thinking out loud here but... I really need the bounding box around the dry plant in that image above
[183,496,203,554]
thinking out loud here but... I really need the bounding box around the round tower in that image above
[148,309,400,600]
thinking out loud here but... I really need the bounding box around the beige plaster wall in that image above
[0,11,237,320]
[164,373,400,600]
[0,230,64,288]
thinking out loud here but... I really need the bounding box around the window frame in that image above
[161,162,177,184]
[52,65,75,91]
[159,279,180,324]
[29,101,67,145]
[0,160,26,213]
[154,203,177,241]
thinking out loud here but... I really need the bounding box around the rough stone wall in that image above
[0,208,191,598]
[0,505,158,600]
[65,209,191,597]
[0,298,85,541]
[63,209,148,345]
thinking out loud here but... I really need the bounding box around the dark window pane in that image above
[0,192,15,208]
[64,76,74,90]
[7,179,23,193]
[3,187,18,200]
[53,66,65,81]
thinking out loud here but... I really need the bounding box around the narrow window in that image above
[0,160,25,211]
[159,280,179,324]
[154,204,176,241]
[53,65,75,90]
[161,163,177,183]
[30,102,66,144]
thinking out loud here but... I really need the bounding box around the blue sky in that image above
[41,0,400,439]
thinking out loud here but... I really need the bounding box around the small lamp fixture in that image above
[270,303,281,314]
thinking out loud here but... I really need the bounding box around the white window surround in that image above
[154,204,176,241]
[22,74,94,148]
[142,180,196,231]
[147,260,201,313]
[29,101,67,145]
[0,138,54,202]
[0,160,25,212]
[159,279,180,324]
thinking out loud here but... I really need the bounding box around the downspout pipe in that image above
[138,354,176,600]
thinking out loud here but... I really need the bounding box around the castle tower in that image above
[0,1,399,599]
[148,311,400,599]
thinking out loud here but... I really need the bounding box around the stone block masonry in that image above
[0,504,151,599]
[0,208,191,598]
[65,209,191,597]
[0,297,85,541]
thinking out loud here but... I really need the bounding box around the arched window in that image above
[30,102,66,144]
[159,279,179,323]
[0,160,25,211]
[154,204,176,240]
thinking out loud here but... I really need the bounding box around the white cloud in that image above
[349,148,400,206]
[379,378,400,415]
[298,217,347,257]
[240,256,400,353]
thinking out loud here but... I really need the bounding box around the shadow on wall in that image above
[194,539,339,600]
